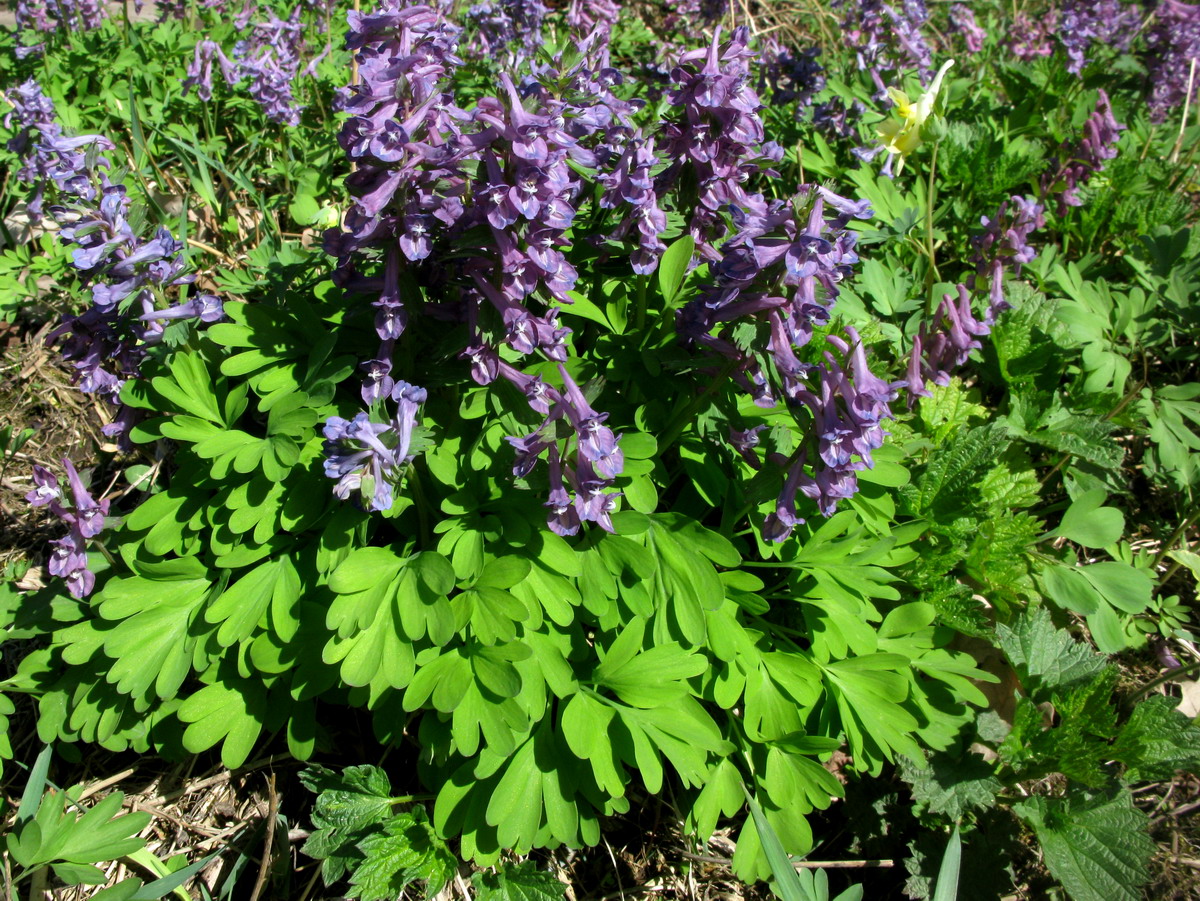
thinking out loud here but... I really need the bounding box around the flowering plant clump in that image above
[2,1,1200,899]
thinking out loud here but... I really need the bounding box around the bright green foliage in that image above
[2,5,1199,900]
[996,608,1108,699]
[6,788,150,887]
[1110,697,1200,784]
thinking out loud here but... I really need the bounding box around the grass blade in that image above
[930,825,962,901]
[741,782,813,901]
[17,744,54,823]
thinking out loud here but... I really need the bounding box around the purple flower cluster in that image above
[904,88,1123,405]
[812,97,866,140]
[501,363,624,535]
[1041,89,1124,216]
[464,0,549,64]
[948,4,987,55]
[969,195,1045,325]
[761,328,898,540]
[1145,0,1200,122]
[759,40,827,110]
[1058,0,1141,74]
[13,0,105,55]
[838,0,933,91]
[324,2,637,530]
[50,178,224,426]
[657,27,783,263]
[677,185,890,539]
[3,80,111,217]
[323,383,428,511]
[885,0,934,78]
[183,3,316,125]
[26,460,109,598]
[4,81,224,447]
[906,285,992,397]
[566,0,621,37]
[1007,11,1056,61]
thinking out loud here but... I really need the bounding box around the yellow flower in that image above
[876,59,954,175]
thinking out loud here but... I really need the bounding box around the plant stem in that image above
[656,358,738,454]
[1125,657,1200,708]
[1155,509,1200,569]
[924,140,942,313]
[634,273,648,335]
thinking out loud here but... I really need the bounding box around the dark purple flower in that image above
[1041,89,1124,215]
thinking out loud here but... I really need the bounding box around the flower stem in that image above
[924,140,942,315]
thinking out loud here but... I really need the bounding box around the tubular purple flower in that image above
[545,444,581,536]
[557,364,623,478]
[25,465,61,508]
[62,458,110,538]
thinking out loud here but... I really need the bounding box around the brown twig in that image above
[247,773,279,901]
[77,767,138,801]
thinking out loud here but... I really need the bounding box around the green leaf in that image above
[996,609,1108,700]
[206,558,282,646]
[1013,789,1153,901]
[929,826,961,901]
[658,236,695,307]
[1111,696,1200,783]
[95,576,211,702]
[17,744,53,823]
[1041,564,1102,616]
[178,677,267,768]
[1077,563,1153,615]
[1045,489,1124,548]
[300,765,397,884]
[329,547,405,595]
[741,784,812,901]
[473,861,566,901]
[347,807,456,901]
[593,642,707,708]
[901,752,1002,821]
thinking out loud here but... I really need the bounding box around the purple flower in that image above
[557,364,623,478]
[948,4,986,54]
[29,457,110,598]
[62,458,109,538]
[1041,89,1124,215]
[1008,11,1056,61]
[545,445,581,536]
[1058,0,1140,73]
[322,383,428,511]
[1146,0,1200,121]
[25,465,61,508]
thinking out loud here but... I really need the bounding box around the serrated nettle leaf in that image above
[1111,696,1200,783]
[900,751,1001,821]
[1013,789,1153,901]
[348,807,456,901]
[473,860,566,901]
[997,608,1108,700]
